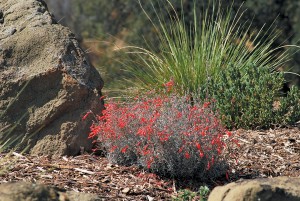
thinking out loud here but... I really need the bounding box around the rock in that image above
[0,181,102,201]
[0,0,104,155]
[121,187,131,194]
[208,176,300,201]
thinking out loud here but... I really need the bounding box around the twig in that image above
[12,152,34,163]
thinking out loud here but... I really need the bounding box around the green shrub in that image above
[172,185,210,201]
[277,85,300,125]
[172,189,198,201]
[204,63,300,129]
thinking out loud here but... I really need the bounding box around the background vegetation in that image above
[45,0,300,93]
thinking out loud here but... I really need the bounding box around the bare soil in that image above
[0,127,299,200]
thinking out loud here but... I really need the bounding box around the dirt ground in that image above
[0,127,299,200]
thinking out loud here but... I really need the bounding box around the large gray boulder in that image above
[0,182,101,201]
[0,0,104,155]
[208,176,300,201]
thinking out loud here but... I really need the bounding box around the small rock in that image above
[122,187,131,194]
[208,176,300,201]
[0,182,101,201]
[147,195,154,201]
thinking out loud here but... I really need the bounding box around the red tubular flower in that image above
[211,156,215,165]
[142,149,151,156]
[147,157,154,169]
[141,117,147,123]
[194,126,201,131]
[137,127,146,136]
[195,142,201,150]
[226,171,229,181]
[121,146,128,153]
[203,102,210,108]
[153,97,163,107]
[176,111,183,118]
[117,119,126,128]
[88,124,100,139]
[110,145,118,153]
[82,111,92,120]
[142,145,151,155]
[184,152,190,159]
[206,161,211,170]
[159,136,169,142]
[163,79,174,92]
[232,139,240,147]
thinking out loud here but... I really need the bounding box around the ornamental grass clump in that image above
[124,0,291,95]
[88,89,238,180]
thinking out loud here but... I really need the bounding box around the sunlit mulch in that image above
[0,127,299,200]
[227,126,300,179]
[0,153,174,200]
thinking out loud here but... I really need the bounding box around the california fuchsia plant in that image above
[87,84,238,180]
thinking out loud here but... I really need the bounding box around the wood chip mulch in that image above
[0,127,299,200]
[227,126,300,179]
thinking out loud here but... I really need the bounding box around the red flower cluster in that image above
[163,79,174,92]
[87,91,238,179]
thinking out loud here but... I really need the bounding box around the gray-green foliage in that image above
[204,63,300,129]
